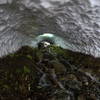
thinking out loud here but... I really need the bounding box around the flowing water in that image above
[0,0,100,57]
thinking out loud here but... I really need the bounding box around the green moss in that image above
[26,55,33,60]
[0,45,100,100]
[23,66,31,73]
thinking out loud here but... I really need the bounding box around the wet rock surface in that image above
[0,46,100,100]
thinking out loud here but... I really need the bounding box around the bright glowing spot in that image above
[39,33,54,38]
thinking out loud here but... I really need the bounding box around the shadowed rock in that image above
[0,46,100,100]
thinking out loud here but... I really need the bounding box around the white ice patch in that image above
[40,0,70,8]
[39,33,54,38]
[35,33,54,44]
[89,0,100,7]
[40,0,52,8]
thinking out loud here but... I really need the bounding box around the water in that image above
[0,0,100,57]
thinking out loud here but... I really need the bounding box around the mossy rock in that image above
[0,46,100,100]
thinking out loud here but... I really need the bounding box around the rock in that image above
[0,46,100,100]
